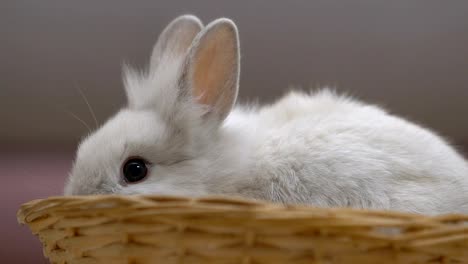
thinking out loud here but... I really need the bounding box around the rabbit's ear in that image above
[150,15,203,70]
[182,18,240,123]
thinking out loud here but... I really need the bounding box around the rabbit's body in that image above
[217,91,468,214]
[65,15,468,215]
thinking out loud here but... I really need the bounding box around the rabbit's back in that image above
[241,90,468,214]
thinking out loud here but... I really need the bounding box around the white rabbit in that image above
[65,15,468,215]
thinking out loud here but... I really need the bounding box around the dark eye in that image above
[123,158,148,183]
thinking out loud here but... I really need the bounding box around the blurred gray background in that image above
[1,1,468,263]
[2,0,468,148]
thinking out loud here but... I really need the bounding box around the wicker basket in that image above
[17,195,468,264]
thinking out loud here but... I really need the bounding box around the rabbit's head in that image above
[65,15,240,196]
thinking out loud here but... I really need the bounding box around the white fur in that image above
[65,15,468,215]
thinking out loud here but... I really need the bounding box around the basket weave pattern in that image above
[17,195,468,264]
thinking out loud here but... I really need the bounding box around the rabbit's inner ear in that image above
[150,15,203,71]
[187,19,240,122]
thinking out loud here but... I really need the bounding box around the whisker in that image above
[64,109,92,133]
[42,102,92,135]
[74,83,99,129]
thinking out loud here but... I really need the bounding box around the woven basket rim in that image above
[17,195,468,264]
[18,195,468,231]
[18,194,447,221]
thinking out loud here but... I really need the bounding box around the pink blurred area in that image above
[0,148,73,263]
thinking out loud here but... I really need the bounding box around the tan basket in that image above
[17,195,468,264]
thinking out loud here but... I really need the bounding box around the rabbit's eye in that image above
[123,158,148,183]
